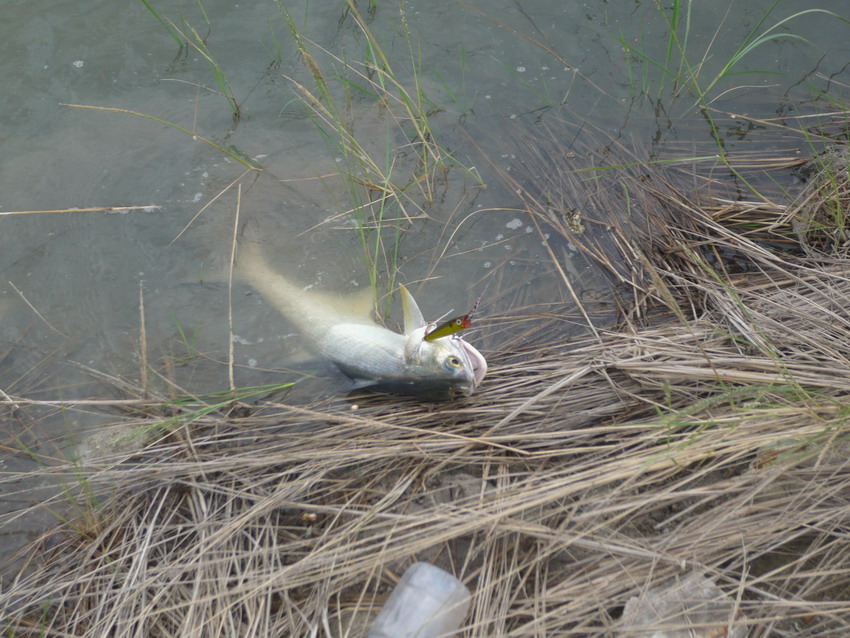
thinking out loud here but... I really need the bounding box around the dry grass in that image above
[3,118,850,637]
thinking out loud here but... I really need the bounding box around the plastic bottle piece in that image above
[367,562,471,638]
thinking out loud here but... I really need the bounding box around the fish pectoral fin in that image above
[349,377,378,390]
[403,330,426,364]
[399,284,426,335]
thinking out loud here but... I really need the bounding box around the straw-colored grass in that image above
[3,119,850,637]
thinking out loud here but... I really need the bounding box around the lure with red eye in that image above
[424,295,481,342]
[423,314,472,341]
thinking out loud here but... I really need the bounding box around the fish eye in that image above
[451,388,466,397]
[447,356,462,368]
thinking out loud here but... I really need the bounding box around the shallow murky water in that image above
[1,0,849,559]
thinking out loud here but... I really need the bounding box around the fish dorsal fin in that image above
[399,284,426,336]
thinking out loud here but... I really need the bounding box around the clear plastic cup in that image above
[366,562,471,638]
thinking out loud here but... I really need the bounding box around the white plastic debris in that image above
[367,562,471,638]
[619,572,747,638]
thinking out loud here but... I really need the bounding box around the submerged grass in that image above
[133,0,481,308]
[616,1,846,113]
[3,110,850,635]
[614,0,850,214]
[61,103,261,170]
[279,0,483,304]
[136,0,242,118]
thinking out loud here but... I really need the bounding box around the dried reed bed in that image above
[3,124,850,636]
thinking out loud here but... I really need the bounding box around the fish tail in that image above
[236,244,303,318]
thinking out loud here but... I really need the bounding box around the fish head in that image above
[396,284,488,401]
[401,327,488,400]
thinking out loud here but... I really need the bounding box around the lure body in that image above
[423,315,472,341]
[423,295,480,342]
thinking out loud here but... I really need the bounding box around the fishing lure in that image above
[423,296,481,342]
[423,314,472,341]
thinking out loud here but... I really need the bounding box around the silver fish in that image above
[237,248,487,401]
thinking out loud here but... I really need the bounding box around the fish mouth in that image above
[456,337,487,390]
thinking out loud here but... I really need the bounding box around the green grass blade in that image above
[137,0,184,46]
[60,104,261,170]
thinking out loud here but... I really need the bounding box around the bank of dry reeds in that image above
[2,120,850,636]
